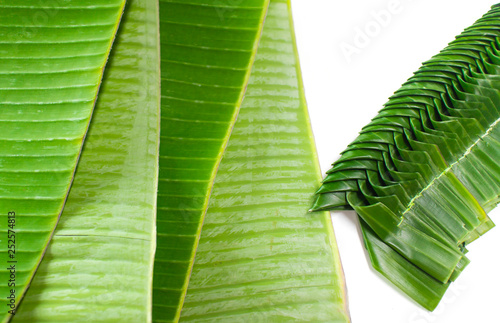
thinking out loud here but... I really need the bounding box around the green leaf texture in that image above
[312,5,500,310]
[0,1,125,321]
[13,0,160,321]
[178,0,350,321]
[153,1,270,321]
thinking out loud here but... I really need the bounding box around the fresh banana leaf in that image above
[13,0,160,321]
[312,5,500,310]
[0,1,125,321]
[152,1,270,321]
[4,0,351,321]
[179,0,349,321]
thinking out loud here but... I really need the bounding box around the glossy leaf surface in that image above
[180,0,350,321]
[312,5,500,311]
[12,0,160,321]
[2,1,351,321]
[152,1,270,321]
[0,1,125,321]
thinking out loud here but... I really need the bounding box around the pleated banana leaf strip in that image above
[0,2,125,322]
[179,0,350,321]
[13,0,160,321]
[312,4,500,310]
[153,1,270,321]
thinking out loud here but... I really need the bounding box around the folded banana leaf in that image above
[312,4,500,311]
[3,0,350,322]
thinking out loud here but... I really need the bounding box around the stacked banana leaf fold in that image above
[0,0,349,322]
[312,4,500,311]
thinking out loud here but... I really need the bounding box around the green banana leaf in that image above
[3,0,350,322]
[14,0,160,321]
[180,0,349,321]
[312,4,500,311]
[152,0,270,320]
[0,1,125,322]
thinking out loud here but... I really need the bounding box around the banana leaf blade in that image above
[179,1,350,321]
[0,2,125,321]
[152,0,270,321]
[13,0,160,321]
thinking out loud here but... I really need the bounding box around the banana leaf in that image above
[152,0,270,320]
[180,0,349,321]
[312,4,500,311]
[14,0,160,321]
[4,0,350,322]
[0,2,125,322]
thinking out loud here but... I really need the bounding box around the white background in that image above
[291,1,500,322]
